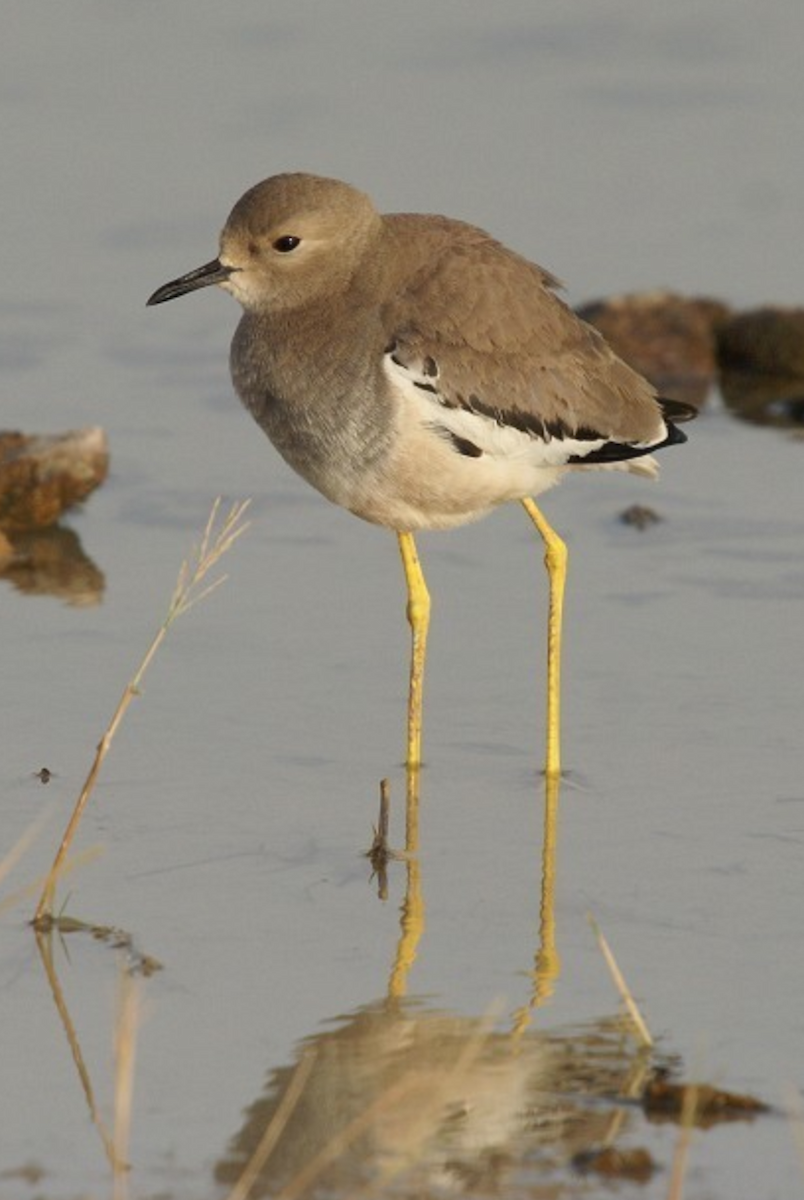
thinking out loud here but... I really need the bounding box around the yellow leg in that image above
[397,531,431,772]
[521,498,567,778]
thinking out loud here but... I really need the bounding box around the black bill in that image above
[146,258,233,306]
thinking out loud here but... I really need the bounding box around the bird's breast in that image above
[229,314,397,511]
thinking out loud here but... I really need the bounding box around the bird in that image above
[147,172,694,779]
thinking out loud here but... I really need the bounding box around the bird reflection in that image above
[213,1000,653,1198]
[212,776,633,1199]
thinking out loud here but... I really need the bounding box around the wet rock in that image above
[720,369,804,430]
[577,290,731,408]
[0,427,109,533]
[642,1074,769,1127]
[717,306,804,376]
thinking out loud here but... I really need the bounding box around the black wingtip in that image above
[567,396,694,467]
[663,421,688,447]
[657,396,697,449]
[658,396,698,424]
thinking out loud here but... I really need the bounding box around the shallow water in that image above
[1,3,803,1197]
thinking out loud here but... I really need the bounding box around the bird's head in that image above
[147,173,381,314]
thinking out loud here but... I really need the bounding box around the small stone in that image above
[620,504,662,530]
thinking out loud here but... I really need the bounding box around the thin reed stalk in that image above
[588,912,653,1048]
[33,499,250,924]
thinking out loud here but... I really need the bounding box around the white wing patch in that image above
[383,348,612,468]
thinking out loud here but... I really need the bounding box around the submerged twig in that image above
[365,778,393,899]
[33,498,250,924]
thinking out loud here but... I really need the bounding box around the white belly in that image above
[343,402,568,531]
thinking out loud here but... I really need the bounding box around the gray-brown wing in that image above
[381,214,664,446]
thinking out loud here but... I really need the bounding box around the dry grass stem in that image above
[588,913,653,1049]
[226,1051,317,1200]
[33,498,250,925]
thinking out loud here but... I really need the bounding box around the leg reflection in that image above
[387,766,425,1001]
[511,770,562,1033]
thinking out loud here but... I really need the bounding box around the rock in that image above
[719,370,804,430]
[577,290,731,408]
[716,306,804,376]
[0,427,109,533]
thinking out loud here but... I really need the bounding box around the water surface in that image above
[1,3,802,1196]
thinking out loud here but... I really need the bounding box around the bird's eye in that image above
[273,235,301,253]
